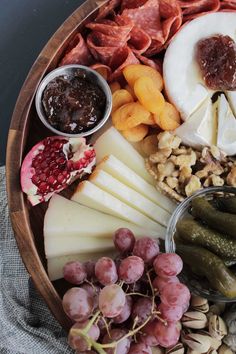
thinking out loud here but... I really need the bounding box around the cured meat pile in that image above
[60,0,236,82]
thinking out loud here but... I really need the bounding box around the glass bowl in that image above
[165,186,236,302]
[35,64,112,138]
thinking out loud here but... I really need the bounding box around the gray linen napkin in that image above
[0,166,73,354]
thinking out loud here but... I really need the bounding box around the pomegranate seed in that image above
[56,157,66,165]
[67,160,73,170]
[48,176,56,186]
[84,150,92,158]
[57,174,66,184]
[53,169,60,177]
[39,173,47,182]
[38,182,49,194]
[31,175,40,185]
[41,161,48,169]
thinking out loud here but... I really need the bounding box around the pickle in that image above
[177,244,236,298]
[176,219,236,260]
[215,196,236,214]
[191,197,236,239]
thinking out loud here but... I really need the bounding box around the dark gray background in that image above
[0,0,85,166]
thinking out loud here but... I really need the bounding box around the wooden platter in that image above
[6,0,109,330]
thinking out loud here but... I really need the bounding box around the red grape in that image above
[133,237,159,264]
[95,257,118,286]
[62,288,93,322]
[99,284,126,318]
[131,297,153,325]
[63,261,87,284]
[113,295,132,324]
[81,283,100,310]
[83,260,96,279]
[153,253,183,277]
[68,321,100,351]
[161,283,191,308]
[103,329,131,354]
[141,319,159,346]
[113,228,135,253]
[128,342,152,354]
[152,276,180,293]
[159,302,183,322]
[154,321,180,348]
[118,256,144,284]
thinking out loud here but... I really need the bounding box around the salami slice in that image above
[220,0,236,10]
[87,32,118,64]
[96,0,121,20]
[86,16,132,39]
[90,63,112,80]
[160,0,182,40]
[179,0,220,21]
[135,54,163,73]
[59,33,93,66]
[128,26,152,54]
[121,0,163,41]
[109,46,139,82]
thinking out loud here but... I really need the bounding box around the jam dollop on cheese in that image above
[42,70,106,134]
[196,34,236,91]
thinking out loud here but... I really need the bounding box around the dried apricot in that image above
[123,64,163,91]
[112,102,151,130]
[125,84,136,99]
[153,113,161,127]
[122,124,148,142]
[159,102,181,131]
[110,81,121,93]
[134,76,165,115]
[112,89,133,113]
[141,114,156,125]
[141,134,158,155]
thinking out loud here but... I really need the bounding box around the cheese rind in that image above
[163,12,236,120]
[217,94,236,156]
[90,169,170,226]
[72,181,165,235]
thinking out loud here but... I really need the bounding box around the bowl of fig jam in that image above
[35,65,112,137]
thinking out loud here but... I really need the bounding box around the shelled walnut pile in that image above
[145,132,236,202]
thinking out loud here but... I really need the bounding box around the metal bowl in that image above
[35,64,112,138]
[165,186,236,302]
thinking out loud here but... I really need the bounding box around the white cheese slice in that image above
[175,97,217,148]
[217,94,236,156]
[225,91,236,117]
[163,12,236,120]
[44,194,159,239]
[97,155,176,213]
[89,169,170,226]
[72,181,165,236]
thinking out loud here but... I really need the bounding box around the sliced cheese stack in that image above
[44,194,159,280]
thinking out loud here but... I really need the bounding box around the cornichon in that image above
[176,219,236,260]
[191,197,236,239]
[215,196,236,214]
[177,244,236,298]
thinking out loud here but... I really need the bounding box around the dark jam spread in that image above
[42,71,106,134]
[196,34,236,91]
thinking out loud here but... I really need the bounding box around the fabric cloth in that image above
[0,166,74,354]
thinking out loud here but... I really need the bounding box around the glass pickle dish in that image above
[165,186,236,302]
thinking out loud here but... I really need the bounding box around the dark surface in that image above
[0,0,85,166]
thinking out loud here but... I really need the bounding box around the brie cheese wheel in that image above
[217,94,236,156]
[163,12,236,121]
[175,97,217,148]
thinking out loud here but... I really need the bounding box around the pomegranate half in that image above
[20,136,96,205]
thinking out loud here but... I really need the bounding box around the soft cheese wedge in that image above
[48,251,116,281]
[97,155,176,213]
[175,97,217,148]
[163,12,236,120]
[93,127,154,184]
[90,168,170,226]
[72,181,165,236]
[225,91,236,117]
[44,194,159,239]
[217,94,236,156]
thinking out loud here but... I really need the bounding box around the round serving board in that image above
[6,0,109,330]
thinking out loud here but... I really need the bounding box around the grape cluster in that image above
[62,228,190,354]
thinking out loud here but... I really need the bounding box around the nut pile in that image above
[170,295,232,354]
[145,132,236,202]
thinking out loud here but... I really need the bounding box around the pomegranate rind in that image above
[20,136,96,206]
